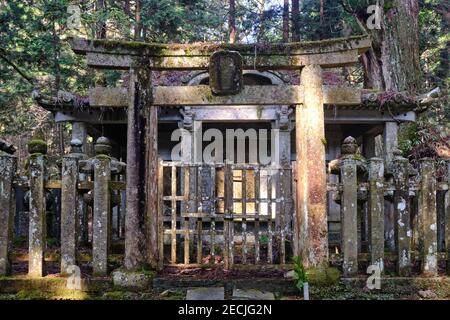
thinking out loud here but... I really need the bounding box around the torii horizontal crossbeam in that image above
[89,85,361,107]
[69,36,371,70]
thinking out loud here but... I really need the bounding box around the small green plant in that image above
[352,153,364,161]
[259,235,269,245]
[292,256,308,291]
[13,236,26,247]
[46,237,59,247]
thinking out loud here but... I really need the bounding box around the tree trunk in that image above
[320,0,324,24]
[436,3,449,88]
[134,0,142,40]
[229,0,237,43]
[359,0,421,92]
[51,21,61,93]
[123,0,131,38]
[282,0,289,42]
[95,0,107,39]
[257,0,266,42]
[291,0,301,42]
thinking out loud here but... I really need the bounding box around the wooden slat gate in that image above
[158,161,294,269]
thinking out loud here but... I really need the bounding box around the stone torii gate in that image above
[69,35,372,269]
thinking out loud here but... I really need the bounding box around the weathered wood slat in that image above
[169,214,273,221]
[242,170,247,264]
[291,161,298,257]
[89,85,361,107]
[157,160,164,269]
[45,180,62,189]
[183,214,190,265]
[224,164,234,269]
[77,180,126,191]
[254,168,261,264]
[196,217,203,264]
[210,167,216,257]
[279,169,288,265]
[170,166,177,264]
[195,167,202,263]
[183,167,190,265]
[267,171,273,264]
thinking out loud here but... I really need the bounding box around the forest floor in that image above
[2,246,450,300]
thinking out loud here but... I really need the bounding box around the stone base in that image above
[0,276,448,300]
[112,270,154,292]
[153,277,298,296]
[0,277,112,294]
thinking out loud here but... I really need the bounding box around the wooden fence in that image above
[158,161,294,269]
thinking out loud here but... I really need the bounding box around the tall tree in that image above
[229,0,237,43]
[343,0,421,92]
[95,0,107,38]
[257,0,266,42]
[135,0,142,40]
[319,0,324,24]
[291,0,301,41]
[282,0,289,42]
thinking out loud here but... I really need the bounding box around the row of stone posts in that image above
[0,136,124,277]
[332,136,446,277]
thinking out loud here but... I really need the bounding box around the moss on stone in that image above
[383,0,396,12]
[27,139,47,148]
[89,34,369,56]
[95,154,112,160]
[24,153,48,170]
[307,267,341,287]
[15,290,49,300]
[101,291,131,300]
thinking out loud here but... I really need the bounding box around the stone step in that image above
[153,277,297,296]
[186,287,225,300]
[231,289,275,300]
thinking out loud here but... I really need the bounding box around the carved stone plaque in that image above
[209,50,243,96]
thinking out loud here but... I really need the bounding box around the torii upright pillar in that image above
[295,64,328,268]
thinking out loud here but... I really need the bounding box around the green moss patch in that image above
[307,267,341,287]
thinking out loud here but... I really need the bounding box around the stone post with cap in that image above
[61,139,88,275]
[80,137,112,276]
[27,138,48,277]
